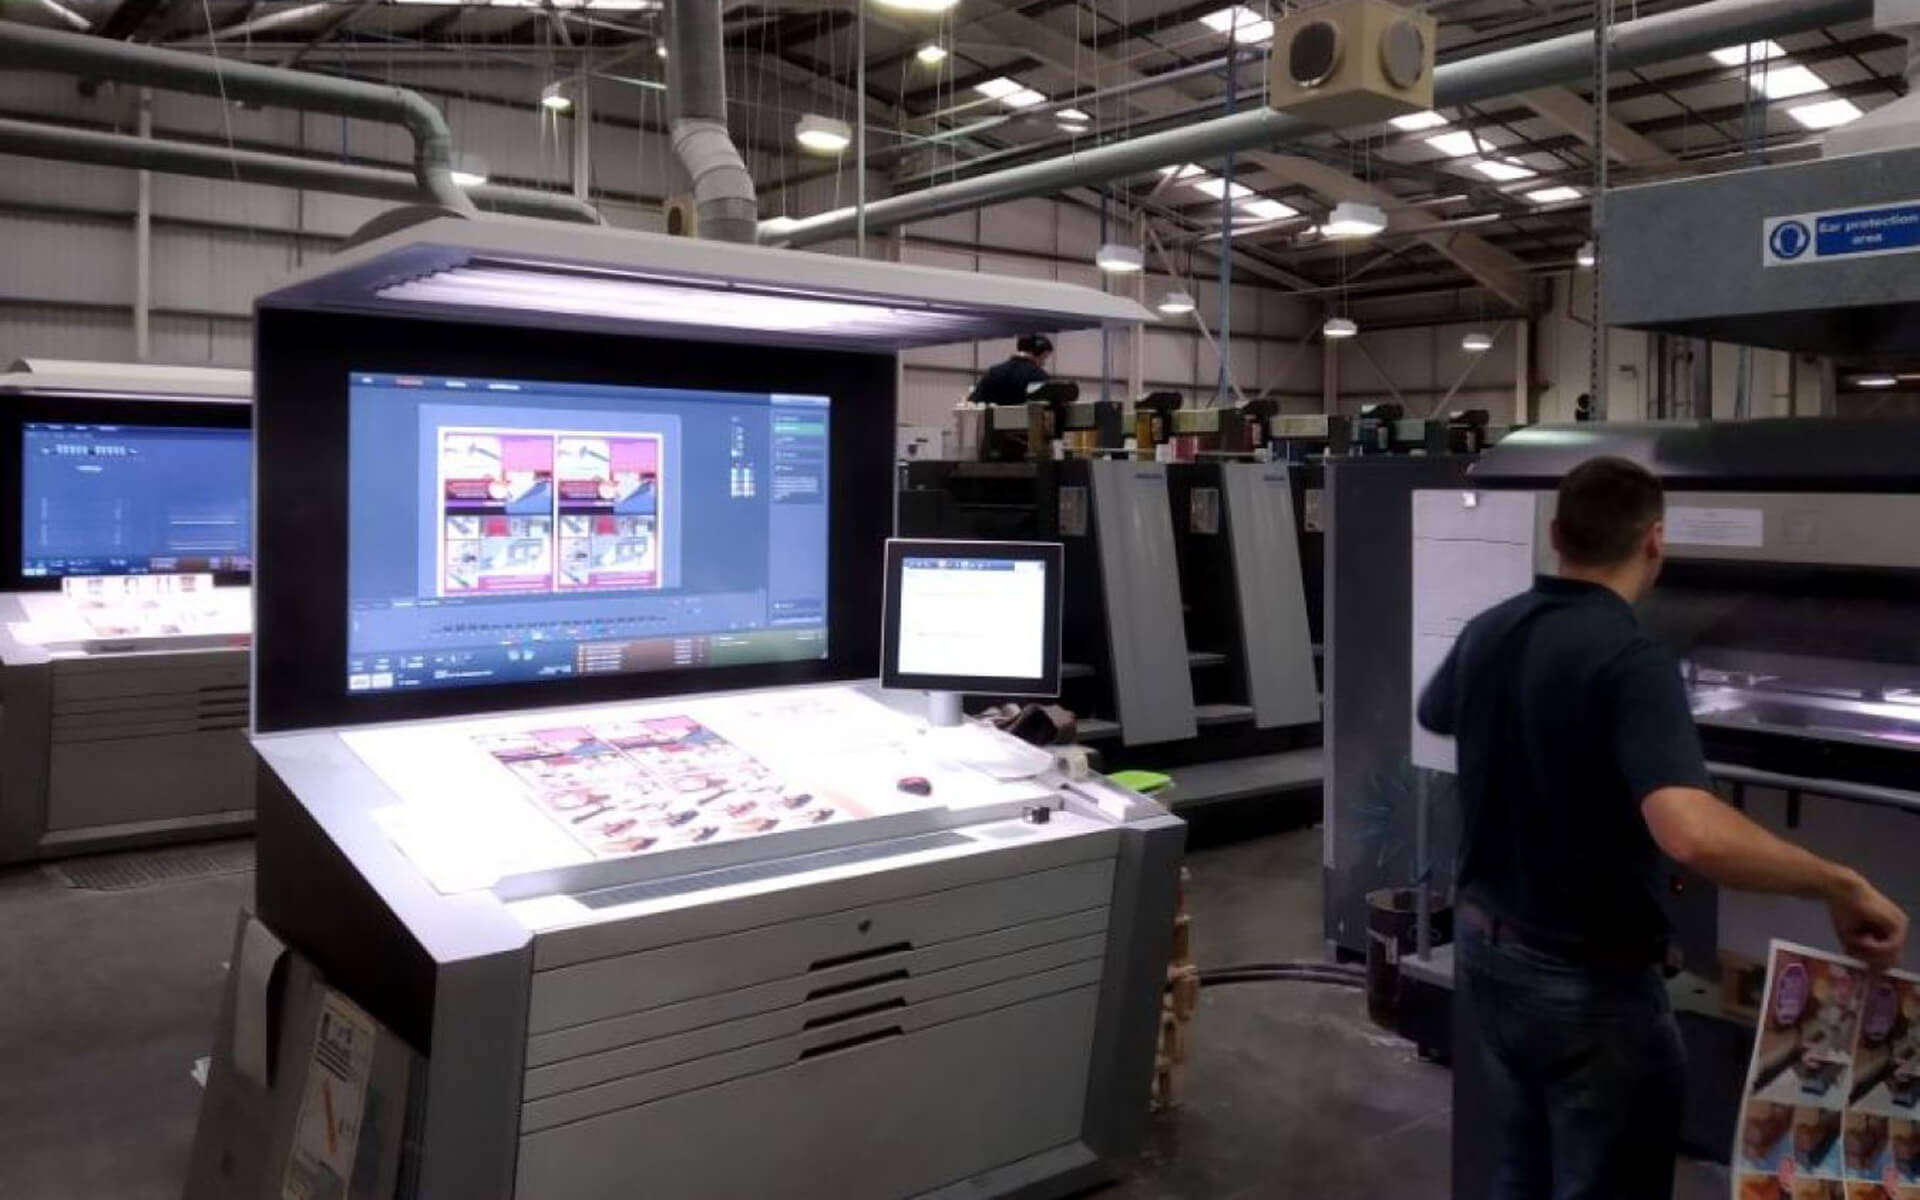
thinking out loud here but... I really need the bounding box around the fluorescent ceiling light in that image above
[375,265,987,341]
[1391,110,1449,132]
[1095,243,1145,273]
[1320,200,1387,240]
[1240,197,1299,222]
[1199,5,1274,45]
[794,114,852,154]
[915,43,949,65]
[1057,108,1092,123]
[1524,186,1583,204]
[1472,159,1537,182]
[540,82,573,113]
[1157,291,1197,316]
[1322,316,1359,339]
[1754,64,1829,100]
[1855,373,1900,389]
[1789,97,1863,129]
[976,78,1046,108]
[1425,130,1482,158]
[1709,40,1785,68]
[872,0,961,11]
[1188,175,1253,201]
[1462,331,1495,353]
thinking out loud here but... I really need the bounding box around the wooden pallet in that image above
[1152,867,1198,1111]
[1719,949,1766,1023]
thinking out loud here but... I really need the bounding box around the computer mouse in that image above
[897,776,933,797]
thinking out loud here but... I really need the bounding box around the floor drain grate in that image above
[49,839,255,891]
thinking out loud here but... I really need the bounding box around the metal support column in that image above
[134,87,152,362]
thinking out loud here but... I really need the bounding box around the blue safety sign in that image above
[1764,200,1920,267]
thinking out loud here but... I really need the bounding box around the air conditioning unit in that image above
[664,193,699,238]
[1267,0,1436,129]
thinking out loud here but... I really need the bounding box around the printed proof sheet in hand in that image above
[1733,940,1920,1200]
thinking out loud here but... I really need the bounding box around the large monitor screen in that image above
[21,422,252,579]
[346,372,831,695]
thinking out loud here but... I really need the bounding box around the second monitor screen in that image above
[347,372,829,694]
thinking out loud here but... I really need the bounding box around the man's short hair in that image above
[1555,456,1665,567]
[1017,334,1054,357]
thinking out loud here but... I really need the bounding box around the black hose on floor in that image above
[1205,960,1366,978]
[1196,961,1367,990]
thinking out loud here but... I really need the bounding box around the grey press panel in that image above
[1088,460,1197,747]
[1221,463,1321,729]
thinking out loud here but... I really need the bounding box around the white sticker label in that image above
[282,990,378,1200]
[1666,506,1764,549]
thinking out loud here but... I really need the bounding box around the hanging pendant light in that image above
[794,114,853,155]
[1095,243,1145,274]
[1322,316,1359,339]
[1320,200,1387,240]
[1462,330,1495,353]
[1157,290,1197,316]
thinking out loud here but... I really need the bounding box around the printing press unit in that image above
[0,359,253,861]
[900,450,1324,812]
[190,216,1188,1200]
[1417,113,1920,1194]
[1429,421,1920,1190]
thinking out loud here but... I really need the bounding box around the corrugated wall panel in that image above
[0,213,132,305]
[0,304,132,365]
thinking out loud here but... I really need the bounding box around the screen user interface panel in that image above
[346,373,829,695]
[898,556,1049,681]
[21,423,252,579]
[881,539,1063,698]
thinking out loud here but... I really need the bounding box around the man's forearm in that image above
[1643,787,1858,902]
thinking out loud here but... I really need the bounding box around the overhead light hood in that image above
[258,217,1154,351]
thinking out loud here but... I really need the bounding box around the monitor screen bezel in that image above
[253,307,896,735]
[879,538,1064,699]
[0,392,253,592]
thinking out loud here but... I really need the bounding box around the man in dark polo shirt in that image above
[970,334,1054,408]
[1418,456,1907,1199]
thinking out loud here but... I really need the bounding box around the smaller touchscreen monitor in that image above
[880,539,1063,700]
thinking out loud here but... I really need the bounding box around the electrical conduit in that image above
[0,116,601,224]
[0,17,478,215]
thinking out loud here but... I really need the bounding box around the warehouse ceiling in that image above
[4,0,1908,310]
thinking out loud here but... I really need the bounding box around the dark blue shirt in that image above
[971,356,1050,407]
[1417,576,1714,952]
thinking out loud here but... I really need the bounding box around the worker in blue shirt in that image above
[1418,456,1907,1200]
[970,334,1054,408]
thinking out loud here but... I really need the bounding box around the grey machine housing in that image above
[228,216,1187,1200]
[0,358,254,862]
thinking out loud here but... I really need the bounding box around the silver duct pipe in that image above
[0,18,478,215]
[664,0,757,242]
[768,0,1871,247]
[0,117,601,224]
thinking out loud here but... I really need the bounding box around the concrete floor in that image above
[0,822,1730,1199]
